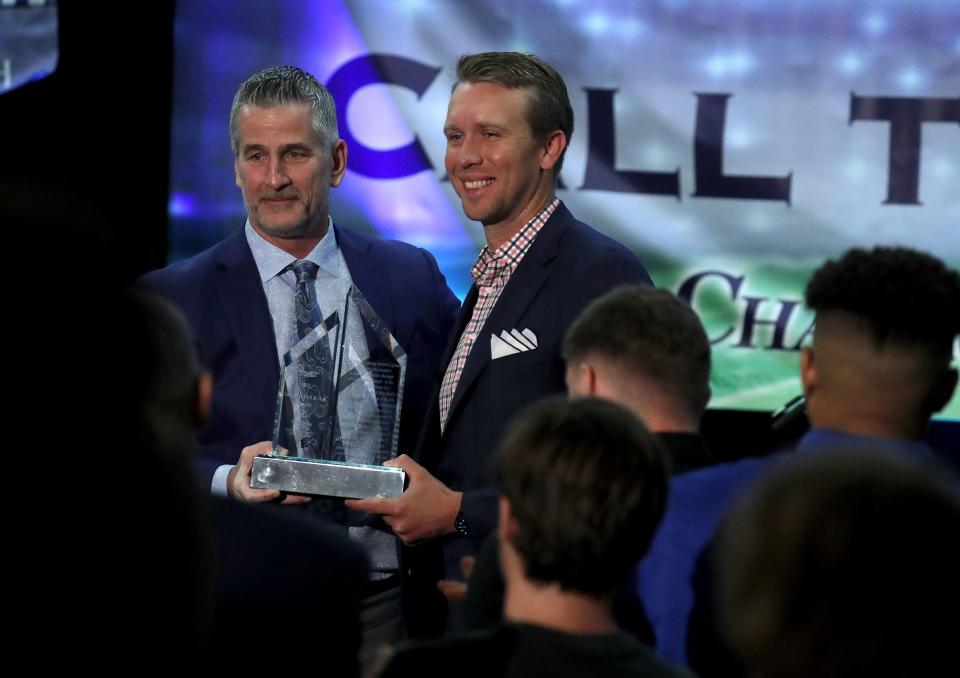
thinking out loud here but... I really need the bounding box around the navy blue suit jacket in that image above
[419,202,653,575]
[142,224,460,486]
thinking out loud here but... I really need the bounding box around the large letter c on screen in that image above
[326,54,440,179]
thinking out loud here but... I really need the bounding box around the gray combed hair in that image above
[229,65,338,155]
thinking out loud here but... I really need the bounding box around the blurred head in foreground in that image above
[494,397,669,628]
[716,451,960,678]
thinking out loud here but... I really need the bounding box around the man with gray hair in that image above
[143,65,459,656]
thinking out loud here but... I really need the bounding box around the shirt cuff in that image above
[211,464,232,497]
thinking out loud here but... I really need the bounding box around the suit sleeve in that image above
[460,487,501,552]
[419,246,460,340]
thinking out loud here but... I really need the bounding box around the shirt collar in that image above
[471,197,559,286]
[798,428,934,459]
[245,216,341,284]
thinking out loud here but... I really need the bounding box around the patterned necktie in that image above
[292,260,322,340]
[290,260,343,460]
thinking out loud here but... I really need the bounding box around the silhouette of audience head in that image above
[55,287,212,661]
[716,450,960,678]
[801,246,960,439]
[563,285,711,434]
[495,397,670,596]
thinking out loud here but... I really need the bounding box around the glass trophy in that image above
[250,284,406,499]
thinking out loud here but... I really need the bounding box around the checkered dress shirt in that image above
[438,198,560,431]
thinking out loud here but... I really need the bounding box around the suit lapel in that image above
[443,203,572,425]
[337,224,398,343]
[415,284,478,464]
[213,229,280,417]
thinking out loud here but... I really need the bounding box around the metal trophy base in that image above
[250,455,405,499]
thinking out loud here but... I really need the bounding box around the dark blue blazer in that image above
[142,224,460,486]
[419,202,653,575]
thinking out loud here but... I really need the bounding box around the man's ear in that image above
[800,346,817,399]
[234,158,242,189]
[497,496,524,578]
[539,130,567,172]
[192,372,213,429]
[928,367,959,414]
[566,361,597,398]
[585,363,599,396]
[498,496,519,542]
[330,139,348,187]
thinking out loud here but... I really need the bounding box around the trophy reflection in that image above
[250,284,406,499]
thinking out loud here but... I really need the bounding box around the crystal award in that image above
[250,284,406,499]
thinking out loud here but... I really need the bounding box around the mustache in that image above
[257,191,301,201]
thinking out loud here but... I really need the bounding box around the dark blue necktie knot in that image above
[292,260,322,335]
[291,260,320,285]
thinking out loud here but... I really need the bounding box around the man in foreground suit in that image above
[348,52,653,589]
[142,65,459,659]
[144,65,458,489]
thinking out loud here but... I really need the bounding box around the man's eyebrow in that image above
[239,142,315,155]
[280,142,314,153]
[444,121,508,133]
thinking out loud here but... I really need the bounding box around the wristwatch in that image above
[454,510,469,537]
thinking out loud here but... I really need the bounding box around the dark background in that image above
[2,3,174,281]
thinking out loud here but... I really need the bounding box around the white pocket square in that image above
[491,328,538,360]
